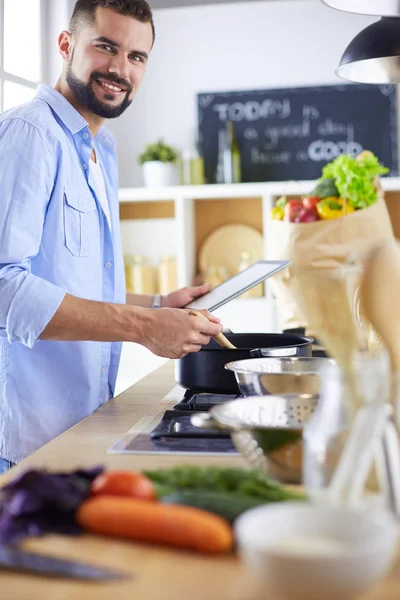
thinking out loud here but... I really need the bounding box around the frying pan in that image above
[175,332,314,394]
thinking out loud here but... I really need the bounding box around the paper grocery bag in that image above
[266,194,394,335]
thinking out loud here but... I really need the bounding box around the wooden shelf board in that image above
[120,201,175,220]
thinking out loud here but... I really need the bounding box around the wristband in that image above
[152,293,161,308]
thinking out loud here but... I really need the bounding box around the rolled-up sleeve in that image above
[0,118,65,348]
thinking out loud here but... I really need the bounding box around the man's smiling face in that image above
[65,6,153,119]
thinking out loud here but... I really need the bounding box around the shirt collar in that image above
[35,84,116,150]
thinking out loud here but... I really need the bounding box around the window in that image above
[0,0,44,112]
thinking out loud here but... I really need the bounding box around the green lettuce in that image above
[319,152,389,209]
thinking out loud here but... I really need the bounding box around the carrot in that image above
[90,471,156,500]
[77,496,234,554]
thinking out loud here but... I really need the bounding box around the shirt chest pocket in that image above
[63,188,99,257]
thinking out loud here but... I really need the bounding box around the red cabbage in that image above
[0,466,103,544]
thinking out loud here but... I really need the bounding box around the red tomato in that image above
[284,199,303,222]
[295,207,319,223]
[303,196,321,210]
[285,199,303,209]
[90,471,156,500]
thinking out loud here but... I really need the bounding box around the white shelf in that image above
[379,177,400,191]
[118,180,313,202]
[118,177,400,203]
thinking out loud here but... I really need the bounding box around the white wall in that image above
[106,0,376,187]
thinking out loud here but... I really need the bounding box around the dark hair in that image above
[70,0,155,46]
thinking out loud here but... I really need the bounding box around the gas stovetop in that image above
[108,388,240,456]
[172,390,238,411]
[146,389,239,453]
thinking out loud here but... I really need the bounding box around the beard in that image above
[66,62,133,119]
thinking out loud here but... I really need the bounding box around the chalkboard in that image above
[197,84,398,184]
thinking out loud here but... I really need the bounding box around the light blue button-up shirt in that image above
[0,84,126,462]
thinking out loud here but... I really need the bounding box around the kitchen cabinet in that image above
[116,178,400,395]
[119,177,400,331]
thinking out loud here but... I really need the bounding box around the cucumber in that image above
[160,489,270,523]
[146,466,306,504]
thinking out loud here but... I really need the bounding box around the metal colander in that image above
[225,357,336,397]
[191,394,318,484]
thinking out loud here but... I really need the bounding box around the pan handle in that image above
[191,412,233,432]
[250,347,299,358]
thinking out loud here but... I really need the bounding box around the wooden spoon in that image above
[188,310,237,349]
[360,239,400,373]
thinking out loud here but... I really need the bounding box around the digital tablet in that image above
[185,260,291,312]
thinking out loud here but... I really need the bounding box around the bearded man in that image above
[0,0,221,472]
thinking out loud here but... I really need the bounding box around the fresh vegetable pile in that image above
[0,466,305,554]
[271,150,389,223]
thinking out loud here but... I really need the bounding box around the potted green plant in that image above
[138,139,179,188]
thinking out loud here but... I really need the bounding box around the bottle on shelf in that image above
[216,120,242,184]
[237,251,263,298]
[216,129,227,184]
[181,131,205,186]
[158,255,178,295]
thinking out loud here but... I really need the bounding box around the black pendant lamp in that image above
[336,17,400,83]
[322,1,400,17]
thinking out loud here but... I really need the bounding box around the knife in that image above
[0,545,131,581]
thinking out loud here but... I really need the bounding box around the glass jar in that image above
[130,255,157,295]
[303,352,391,502]
[158,255,178,295]
[124,254,135,292]
[303,362,348,500]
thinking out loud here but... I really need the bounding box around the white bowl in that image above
[235,502,398,600]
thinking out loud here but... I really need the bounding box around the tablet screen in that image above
[185,260,291,311]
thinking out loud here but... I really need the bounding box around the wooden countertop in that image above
[1,361,400,599]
